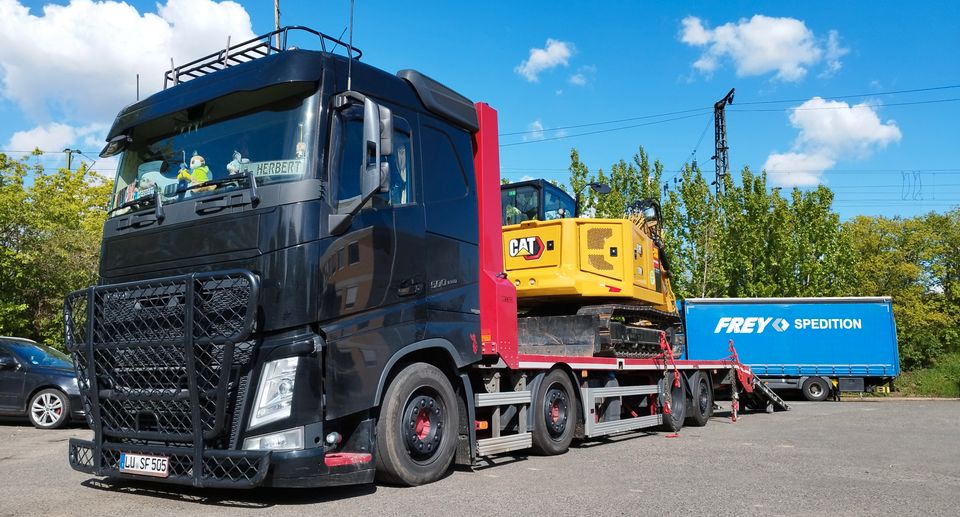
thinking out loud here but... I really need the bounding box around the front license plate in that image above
[118,452,169,478]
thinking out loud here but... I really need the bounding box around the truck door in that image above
[321,105,425,419]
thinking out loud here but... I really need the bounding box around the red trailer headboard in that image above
[472,102,518,367]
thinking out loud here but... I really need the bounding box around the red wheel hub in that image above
[550,400,560,423]
[414,408,431,440]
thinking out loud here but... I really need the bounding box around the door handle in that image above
[397,280,422,297]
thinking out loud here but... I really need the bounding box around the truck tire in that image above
[801,377,831,402]
[684,371,713,427]
[375,362,459,486]
[532,369,576,455]
[28,389,70,429]
[658,372,686,432]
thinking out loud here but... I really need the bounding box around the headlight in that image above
[249,356,299,429]
[242,427,304,451]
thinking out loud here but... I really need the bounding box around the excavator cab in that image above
[501,179,576,225]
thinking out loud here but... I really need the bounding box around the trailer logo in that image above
[772,318,790,332]
[714,316,860,333]
[508,236,544,260]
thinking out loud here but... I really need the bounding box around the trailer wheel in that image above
[684,372,713,427]
[801,377,830,402]
[532,369,576,455]
[375,362,458,486]
[658,372,687,432]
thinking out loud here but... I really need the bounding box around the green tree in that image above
[0,153,111,348]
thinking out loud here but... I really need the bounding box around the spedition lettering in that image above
[794,318,862,330]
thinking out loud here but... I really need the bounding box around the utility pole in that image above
[63,148,80,171]
[711,88,735,195]
[274,0,281,48]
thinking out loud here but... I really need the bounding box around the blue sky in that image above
[1,0,958,219]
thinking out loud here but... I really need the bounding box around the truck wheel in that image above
[801,377,830,402]
[684,372,713,427]
[28,389,70,429]
[532,369,576,455]
[375,363,459,486]
[658,372,687,432]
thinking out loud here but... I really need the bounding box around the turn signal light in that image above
[475,420,489,430]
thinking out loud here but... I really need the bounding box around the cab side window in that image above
[378,118,413,206]
[333,109,414,207]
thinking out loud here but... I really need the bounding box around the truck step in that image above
[476,433,533,456]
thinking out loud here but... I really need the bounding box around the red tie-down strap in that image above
[727,339,754,393]
[658,331,681,389]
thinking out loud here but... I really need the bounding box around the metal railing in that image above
[164,26,362,89]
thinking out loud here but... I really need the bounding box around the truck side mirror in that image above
[360,97,382,199]
[330,96,394,235]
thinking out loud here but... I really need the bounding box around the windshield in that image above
[109,83,319,215]
[502,185,540,225]
[4,340,72,369]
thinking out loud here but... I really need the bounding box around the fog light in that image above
[243,427,304,451]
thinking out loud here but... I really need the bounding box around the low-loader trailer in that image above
[65,27,785,488]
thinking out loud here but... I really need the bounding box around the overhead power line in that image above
[498,83,960,138]
[499,112,708,147]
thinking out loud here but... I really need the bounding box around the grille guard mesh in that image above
[64,270,260,485]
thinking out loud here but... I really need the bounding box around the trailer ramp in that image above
[742,376,790,412]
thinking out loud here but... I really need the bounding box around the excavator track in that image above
[576,304,683,359]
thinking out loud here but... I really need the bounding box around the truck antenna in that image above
[347,0,355,91]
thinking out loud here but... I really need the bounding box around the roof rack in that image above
[163,26,362,89]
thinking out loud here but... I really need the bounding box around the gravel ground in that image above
[1,400,958,516]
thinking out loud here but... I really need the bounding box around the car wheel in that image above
[28,389,70,429]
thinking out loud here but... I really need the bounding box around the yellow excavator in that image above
[500,179,681,357]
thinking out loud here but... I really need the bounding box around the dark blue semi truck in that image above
[682,297,900,401]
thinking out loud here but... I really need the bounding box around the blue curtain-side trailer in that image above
[682,297,900,400]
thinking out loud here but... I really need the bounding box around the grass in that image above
[895,352,960,398]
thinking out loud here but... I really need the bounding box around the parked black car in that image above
[0,337,84,429]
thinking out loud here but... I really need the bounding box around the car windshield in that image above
[5,341,72,369]
[109,83,319,215]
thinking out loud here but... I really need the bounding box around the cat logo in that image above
[508,236,544,260]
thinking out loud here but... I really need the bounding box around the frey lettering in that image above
[713,316,773,334]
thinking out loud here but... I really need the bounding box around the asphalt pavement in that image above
[1,400,958,516]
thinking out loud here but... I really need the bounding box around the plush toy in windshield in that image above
[177,152,213,191]
[226,150,250,176]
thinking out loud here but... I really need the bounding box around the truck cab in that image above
[66,27,484,488]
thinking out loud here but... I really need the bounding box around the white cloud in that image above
[515,38,573,82]
[679,15,844,82]
[820,30,849,78]
[7,122,107,153]
[763,151,835,186]
[568,65,596,86]
[0,0,255,152]
[520,175,535,182]
[523,120,545,142]
[764,97,902,186]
